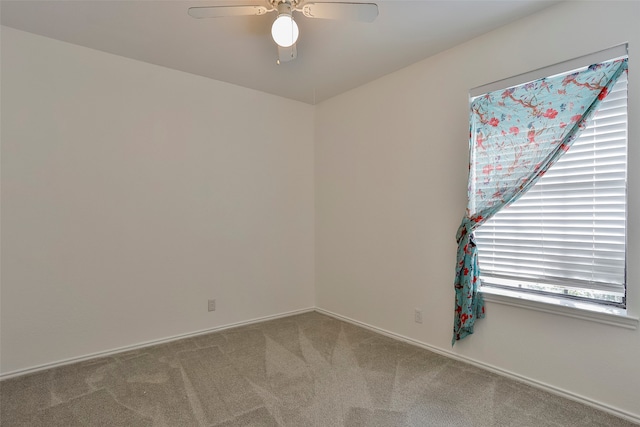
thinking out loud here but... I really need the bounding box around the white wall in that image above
[316,0,640,420]
[1,27,315,374]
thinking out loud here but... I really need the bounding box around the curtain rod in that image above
[470,44,628,99]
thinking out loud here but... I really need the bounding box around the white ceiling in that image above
[1,0,561,104]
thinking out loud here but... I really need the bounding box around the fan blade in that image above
[188,5,270,19]
[299,2,378,22]
[277,44,297,64]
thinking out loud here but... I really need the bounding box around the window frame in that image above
[468,45,638,328]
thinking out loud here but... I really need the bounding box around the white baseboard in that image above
[314,307,640,426]
[0,307,315,381]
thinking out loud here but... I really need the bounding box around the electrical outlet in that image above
[414,309,423,324]
[208,299,216,312]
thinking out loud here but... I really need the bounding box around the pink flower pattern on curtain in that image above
[453,57,628,344]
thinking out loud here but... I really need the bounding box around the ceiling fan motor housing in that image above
[275,1,294,16]
[270,0,299,10]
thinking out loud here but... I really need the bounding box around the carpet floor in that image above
[0,311,636,426]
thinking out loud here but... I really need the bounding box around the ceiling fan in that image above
[188,1,378,64]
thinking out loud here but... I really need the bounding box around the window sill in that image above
[480,286,639,330]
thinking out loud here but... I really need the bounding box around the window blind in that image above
[475,71,627,306]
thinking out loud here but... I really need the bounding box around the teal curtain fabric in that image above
[453,57,628,344]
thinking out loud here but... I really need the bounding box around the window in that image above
[475,59,628,308]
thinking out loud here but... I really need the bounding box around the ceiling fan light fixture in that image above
[271,13,299,48]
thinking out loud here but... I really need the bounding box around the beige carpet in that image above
[0,311,635,426]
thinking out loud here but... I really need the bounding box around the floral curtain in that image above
[453,57,628,344]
